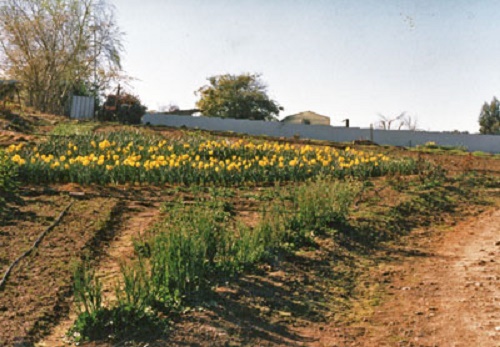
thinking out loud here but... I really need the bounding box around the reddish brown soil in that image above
[0,195,118,346]
[402,151,500,175]
[0,111,65,145]
[38,200,162,347]
[297,203,500,347]
[75,190,499,347]
[121,195,495,347]
[5,183,498,347]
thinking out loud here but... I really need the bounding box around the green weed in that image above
[69,259,167,343]
[72,260,102,316]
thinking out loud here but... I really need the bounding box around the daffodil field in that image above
[7,131,418,185]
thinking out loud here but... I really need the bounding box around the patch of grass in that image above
[50,121,99,136]
[471,151,492,157]
[413,141,468,153]
[274,179,361,247]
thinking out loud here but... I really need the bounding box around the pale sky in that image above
[114,0,500,133]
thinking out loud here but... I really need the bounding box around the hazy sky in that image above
[115,0,500,133]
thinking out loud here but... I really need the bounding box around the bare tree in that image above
[0,0,124,114]
[401,114,419,131]
[377,112,405,130]
[377,112,419,130]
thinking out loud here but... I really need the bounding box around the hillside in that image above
[0,110,499,346]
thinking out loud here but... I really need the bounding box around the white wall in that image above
[142,114,500,154]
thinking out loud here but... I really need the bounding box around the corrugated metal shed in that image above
[70,96,95,119]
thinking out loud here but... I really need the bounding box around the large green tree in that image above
[0,0,124,114]
[479,97,500,135]
[196,73,282,121]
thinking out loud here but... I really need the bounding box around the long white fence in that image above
[142,114,500,154]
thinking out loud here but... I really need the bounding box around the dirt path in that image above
[37,201,161,347]
[299,207,500,347]
[96,201,161,301]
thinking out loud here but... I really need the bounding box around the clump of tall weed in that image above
[293,179,360,231]
[72,260,102,316]
[69,260,167,343]
[145,201,267,309]
[264,179,361,248]
[69,304,166,343]
[416,160,447,189]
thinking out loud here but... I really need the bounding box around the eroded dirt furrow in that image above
[37,201,161,347]
[0,197,117,347]
[96,201,161,301]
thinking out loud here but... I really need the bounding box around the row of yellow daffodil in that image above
[6,132,417,185]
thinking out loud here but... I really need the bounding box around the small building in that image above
[281,111,330,125]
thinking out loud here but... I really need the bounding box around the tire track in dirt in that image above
[375,208,500,347]
[299,207,500,347]
[37,201,161,347]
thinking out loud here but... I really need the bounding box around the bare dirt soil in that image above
[0,195,119,346]
[128,192,497,347]
[3,180,499,347]
[298,201,500,347]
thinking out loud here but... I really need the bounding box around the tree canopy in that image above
[0,0,124,114]
[479,97,500,135]
[195,73,282,121]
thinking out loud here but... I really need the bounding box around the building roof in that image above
[160,109,200,116]
[281,111,330,124]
